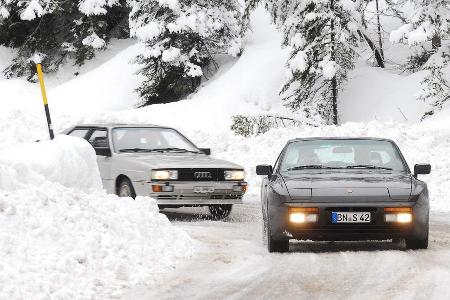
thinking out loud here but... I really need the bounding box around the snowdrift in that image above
[0,136,193,299]
[0,135,101,191]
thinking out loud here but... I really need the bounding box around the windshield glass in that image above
[280,139,407,172]
[112,127,200,153]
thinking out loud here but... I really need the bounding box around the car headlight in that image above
[151,170,178,180]
[224,170,245,181]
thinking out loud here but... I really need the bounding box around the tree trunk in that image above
[375,0,384,61]
[330,0,338,125]
[332,77,338,125]
[432,34,441,51]
[358,30,385,68]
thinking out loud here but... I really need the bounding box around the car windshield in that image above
[280,139,407,172]
[112,127,200,153]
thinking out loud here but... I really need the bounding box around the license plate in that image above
[193,186,215,194]
[331,212,371,223]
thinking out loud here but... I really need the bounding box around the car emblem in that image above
[347,188,353,193]
[194,172,212,179]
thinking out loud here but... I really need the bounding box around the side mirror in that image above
[200,148,211,155]
[92,136,108,148]
[414,164,431,177]
[256,164,273,176]
[95,147,112,157]
[91,137,111,157]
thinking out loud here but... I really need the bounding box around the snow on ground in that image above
[125,204,450,300]
[339,62,429,123]
[0,136,193,299]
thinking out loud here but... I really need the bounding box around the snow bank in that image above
[0,136,193,299]
[0,135,101,191]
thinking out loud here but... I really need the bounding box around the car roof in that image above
[287,137,396,143]
[72,123,166,129]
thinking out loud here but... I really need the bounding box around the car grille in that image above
[177,168,225,181]
[156,194,242,200]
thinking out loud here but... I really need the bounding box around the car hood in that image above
[282,170,412,202]
[118,152,244,169]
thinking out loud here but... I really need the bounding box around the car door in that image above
[87,128,113,192]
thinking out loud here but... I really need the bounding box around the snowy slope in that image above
[340,62,429,123]
[1,7,447,133]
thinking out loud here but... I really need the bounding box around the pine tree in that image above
[390,0,450,118]
[0,0,130,80]
[130,0,243,106]
[277,0,360,124]
[418,50,450,120]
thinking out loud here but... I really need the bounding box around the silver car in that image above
[66,124,247,219]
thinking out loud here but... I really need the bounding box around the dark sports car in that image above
[256,138,431,253]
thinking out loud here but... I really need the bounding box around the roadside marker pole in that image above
[36,63,54,140]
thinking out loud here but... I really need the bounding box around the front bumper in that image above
[269,202,428,241]
[134,181,246,205]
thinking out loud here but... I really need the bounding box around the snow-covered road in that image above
[125,204,450,300]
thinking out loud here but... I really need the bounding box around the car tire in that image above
[405,236,428,250]
[117,179,136,199]
[262,209,268,246]
[208,205,232,220]
[266,220,289,253]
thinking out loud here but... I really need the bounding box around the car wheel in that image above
[405,236,428,250]
[266,220,289,253]
[208,205,232,220]
[118,179,136,199]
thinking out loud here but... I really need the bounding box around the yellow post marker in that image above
[36,63,54,139]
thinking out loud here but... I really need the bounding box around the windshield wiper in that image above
[119,148,157,153]
[346,164,393,170]
[286,165,338,171]
[152,147,202,154]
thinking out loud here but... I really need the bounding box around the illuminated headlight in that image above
[224,170,245,181]
[151,170,178,180]
[385,213,412,223]
[289,207,318,224]
[289,213,318,223]
[384,207,413,223]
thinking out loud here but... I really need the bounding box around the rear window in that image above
[68,128,89,139]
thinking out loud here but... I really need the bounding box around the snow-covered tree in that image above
[265,0,360,124]
[390,0,450,118]
[390,0,450,51]
[417,50,450,119]
[0,0,130,80]
[130,0,243,105]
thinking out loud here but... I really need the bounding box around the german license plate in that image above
[331,212,371,223]
[193,186,215,194]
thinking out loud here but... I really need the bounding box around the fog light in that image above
[289,207,318,223]
[384,207,412,223]
[385,213,412,223]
